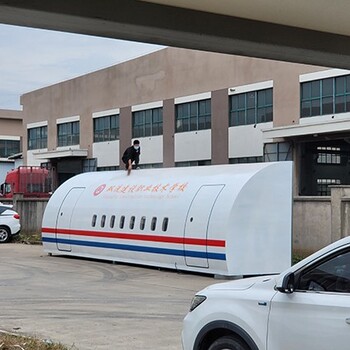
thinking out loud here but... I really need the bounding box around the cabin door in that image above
[56,187,85,251]
[184,185,224,268]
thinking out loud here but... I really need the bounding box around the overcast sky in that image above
[0,24,163,110]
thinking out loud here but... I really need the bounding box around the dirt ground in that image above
[0,244,214,350]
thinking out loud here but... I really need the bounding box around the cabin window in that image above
[119,215,125,229]
[151,217,157,231]
[140,216,146,230]
[101,215,106,228]
[162,218,169,232]
[91,214,97,227]
[130,216,135,229]
[110,215,115,228]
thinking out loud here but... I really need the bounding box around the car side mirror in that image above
[276,272,295,294]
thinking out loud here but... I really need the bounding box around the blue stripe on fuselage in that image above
[42,237,226,261]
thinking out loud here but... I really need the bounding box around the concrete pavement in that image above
[0,244,214,349]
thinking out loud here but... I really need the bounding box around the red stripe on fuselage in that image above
[41,227,225,247]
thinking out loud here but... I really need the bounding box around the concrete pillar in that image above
[211,89,229,165]
[119,106,132,167]
[12,193,23,212]
[330,185,350,241]
[163,98,175,168]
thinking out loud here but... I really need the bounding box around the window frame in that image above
[229,88,273,127]
[294,248,350,294]
[301,74,350,118]
[57,121,80,147]
[162,218,169,232]
[110,215,115,228]
[91,214,97,227]
[101,215,106,228]
[28,126,48,150]
[129,216,136,230]
[175,99,211,133]
[119,215,125,229]
[0,139,20,158]
[93,114,120,143]
[140,216,146,230]
[132,107,163,138]
[151,217,157,231]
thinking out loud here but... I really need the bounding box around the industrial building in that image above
[19,47,349,195]
[2,47,350,253]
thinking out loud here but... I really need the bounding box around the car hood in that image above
[202,275,276,292]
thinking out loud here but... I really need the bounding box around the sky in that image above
[0,24,164,110]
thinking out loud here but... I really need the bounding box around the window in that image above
[0,139,20,158]
[162,218,169,232]
[264,142,293,162]
[175,99,211,133]
[83,158,97,172]
[317,147,341,164]
[140,216,146,230]
[57,121,79,146]
[151,217,157,231]
[110,215,115,228]
[317,178,341,196]
[91,215,97,227]
[175,160,211,167]
[335,75,350,113]
[296,250,350,293]
[301,75,350,117]
[119,216,125,229]
[132,107,163,138]
[139,163,163,169]
[229,89,273,126]
[97,166,118,171]
[28,126,47,150]
[229,156,263,164]
[93,114,119,142]
[129,216,135,230]
[101,215,106,228]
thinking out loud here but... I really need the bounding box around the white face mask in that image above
[134,145,140,150]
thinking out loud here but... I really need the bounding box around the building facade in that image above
[20,47,333,190]
[0,109,22,183]
[19,47,350,253]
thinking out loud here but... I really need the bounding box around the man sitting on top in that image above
[122,140,141,175]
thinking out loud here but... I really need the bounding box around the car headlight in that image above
[189,295,207,312]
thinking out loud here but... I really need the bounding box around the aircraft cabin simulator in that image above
[42,162,292,276]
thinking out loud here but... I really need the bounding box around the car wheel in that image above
[208,336,250,350]
[0,226,11,243]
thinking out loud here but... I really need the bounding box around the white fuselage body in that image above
[42,162,293,276]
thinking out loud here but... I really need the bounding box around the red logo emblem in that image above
[94,184,106,196]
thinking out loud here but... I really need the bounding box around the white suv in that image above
[182,236,350,350]
[0,204,21,243]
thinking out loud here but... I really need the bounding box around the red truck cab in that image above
[0,166,51,198]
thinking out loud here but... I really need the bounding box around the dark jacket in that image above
[122,145,141,165]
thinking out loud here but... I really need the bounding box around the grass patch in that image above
[292,253,306,265]
[13,232,42,245]
[0,332,76,350]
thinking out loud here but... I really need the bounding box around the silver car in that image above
[0,204,20,243]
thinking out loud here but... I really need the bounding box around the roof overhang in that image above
[7,152,23,160]
[2,1,350,69]
[33,149,88,160]
[263,117,350,141]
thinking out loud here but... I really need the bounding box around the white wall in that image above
[228,122,273,158]
[93,140,120,167]
[134,136,163,164]
[174,129,211,162]
[0,161,14,184]
[27,150,48,166]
